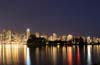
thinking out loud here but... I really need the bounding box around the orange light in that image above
[67,47,73,65]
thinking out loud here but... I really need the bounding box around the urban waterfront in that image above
[0,0,99,65]
[0,44,100,65]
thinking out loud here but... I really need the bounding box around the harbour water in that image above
[0,44,100,65]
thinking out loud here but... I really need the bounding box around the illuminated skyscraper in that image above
[52,33,57,41]
[7,30,12,42]
[61,35,66,41]
[2,29,6,41]
[67,34,73,41]
[35,32,40,38]
[26,28,30,40]
[87,36,92,44]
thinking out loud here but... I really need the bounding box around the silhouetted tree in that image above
[27,34,47,46]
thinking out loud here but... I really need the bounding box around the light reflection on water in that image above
[27,47,31,65]
[0,44,100,65]
[87,45,92,65]
[67,47,73,65]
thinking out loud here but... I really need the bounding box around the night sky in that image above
[0,0,99,36]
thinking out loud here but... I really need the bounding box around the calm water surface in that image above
[0,44,100,65]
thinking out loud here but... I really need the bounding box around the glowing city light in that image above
[0,29,99,45]
[27,28,30,32]
[67,34,73,41]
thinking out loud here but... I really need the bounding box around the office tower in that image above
[87,36,92,44]
[26,28,30,39]
[52,33,57,41]
[35,32,40,38]
[67,34,73,41]
[7,30,12,42]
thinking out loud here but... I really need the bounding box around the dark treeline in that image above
[27,34,100,47]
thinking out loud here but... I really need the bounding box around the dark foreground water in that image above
[0,44,100,65]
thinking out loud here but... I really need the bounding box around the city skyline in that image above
[0,28,99,37]
[0,28,99,45]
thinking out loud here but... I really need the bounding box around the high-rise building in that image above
[87,36,92,44]
[48,35,53,41]
[7,30,12,42]
[52,33,57,41]
[35,32,40,38]
[2,29,6,41]
[61,35,66,41]
[67,34,73,41]
[26,28,30,39]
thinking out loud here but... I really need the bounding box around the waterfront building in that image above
[61,35,66,41]
[26,28,30,40]
[87,36,92,44]
[67,34,73,41]
[35,32,40,38]
[52,33,57,41]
